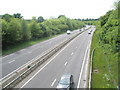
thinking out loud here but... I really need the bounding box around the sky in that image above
[0,0,116,19]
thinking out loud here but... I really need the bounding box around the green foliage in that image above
[100,10,113,27]
[2,14,13,22]
[21,20,31,41]
[37,16,45,23]
[91,2,119,87]
[7,18,22,43]
[1,14,85,50]
[99,8,119,53]
[2,19,8,46]
[58,15,67,19]
[13,13,23,19]
[29,21,43,39]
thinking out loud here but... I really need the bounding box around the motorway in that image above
[15,26,96,88]
[1,26,90,78]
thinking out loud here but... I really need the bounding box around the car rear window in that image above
[59,77,70,85]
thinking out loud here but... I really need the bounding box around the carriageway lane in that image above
[1,28,88,78]
[16,26,94,88]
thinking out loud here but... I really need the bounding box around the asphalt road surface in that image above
[15,26,96,88]
[1,25,91,79]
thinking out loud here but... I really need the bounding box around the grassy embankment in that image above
[90,26,118,88]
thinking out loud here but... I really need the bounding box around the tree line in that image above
[1,14,85,49]
[94,1,119,53]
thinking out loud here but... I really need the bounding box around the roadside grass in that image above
[90,28,118,88]
[2,33,64,56]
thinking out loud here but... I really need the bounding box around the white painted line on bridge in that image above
[51,79,56,86]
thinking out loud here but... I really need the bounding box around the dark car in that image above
[56,74,74,90]
[88,32,91,34]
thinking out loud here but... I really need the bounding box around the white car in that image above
[67,30,71,34]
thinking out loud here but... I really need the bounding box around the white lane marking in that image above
[19,35,76,89]
[51,79,56,86]
[83,53,89,88]
[2,53,15,59]
[77,45,88,88]
[71,52,74,55]
[76,47,77,49]
[64,62,68,66]
[8,60,15,64]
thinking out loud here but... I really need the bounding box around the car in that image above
[88,32,91,34]
[67,30,71,34]
[56,74,74,90]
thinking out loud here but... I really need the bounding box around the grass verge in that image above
[2,33,64,56]
[90,27,118,88]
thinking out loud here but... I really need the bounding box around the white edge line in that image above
[77,45,88,88]
[51,79,56,86]
[83,45,90,88]
[19,34,77,89]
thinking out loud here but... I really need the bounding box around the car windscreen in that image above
[59,77,70,85]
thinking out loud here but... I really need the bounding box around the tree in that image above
[2,19,9,48]
[2,14,13,22]
[58,15,66,19]
[32,16,37,21]
[13,13,23,19]
[100,10,113,27]
[21,20,31,41]
[29,21,43,39]
[7,18,22,44]
[37,16,45,23]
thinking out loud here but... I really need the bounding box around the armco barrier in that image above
[1,27,91,90]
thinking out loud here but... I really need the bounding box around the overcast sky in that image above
[0,0,115,19]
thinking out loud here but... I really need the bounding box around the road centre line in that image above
[51,79,56,86]
[19,34,78,89]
